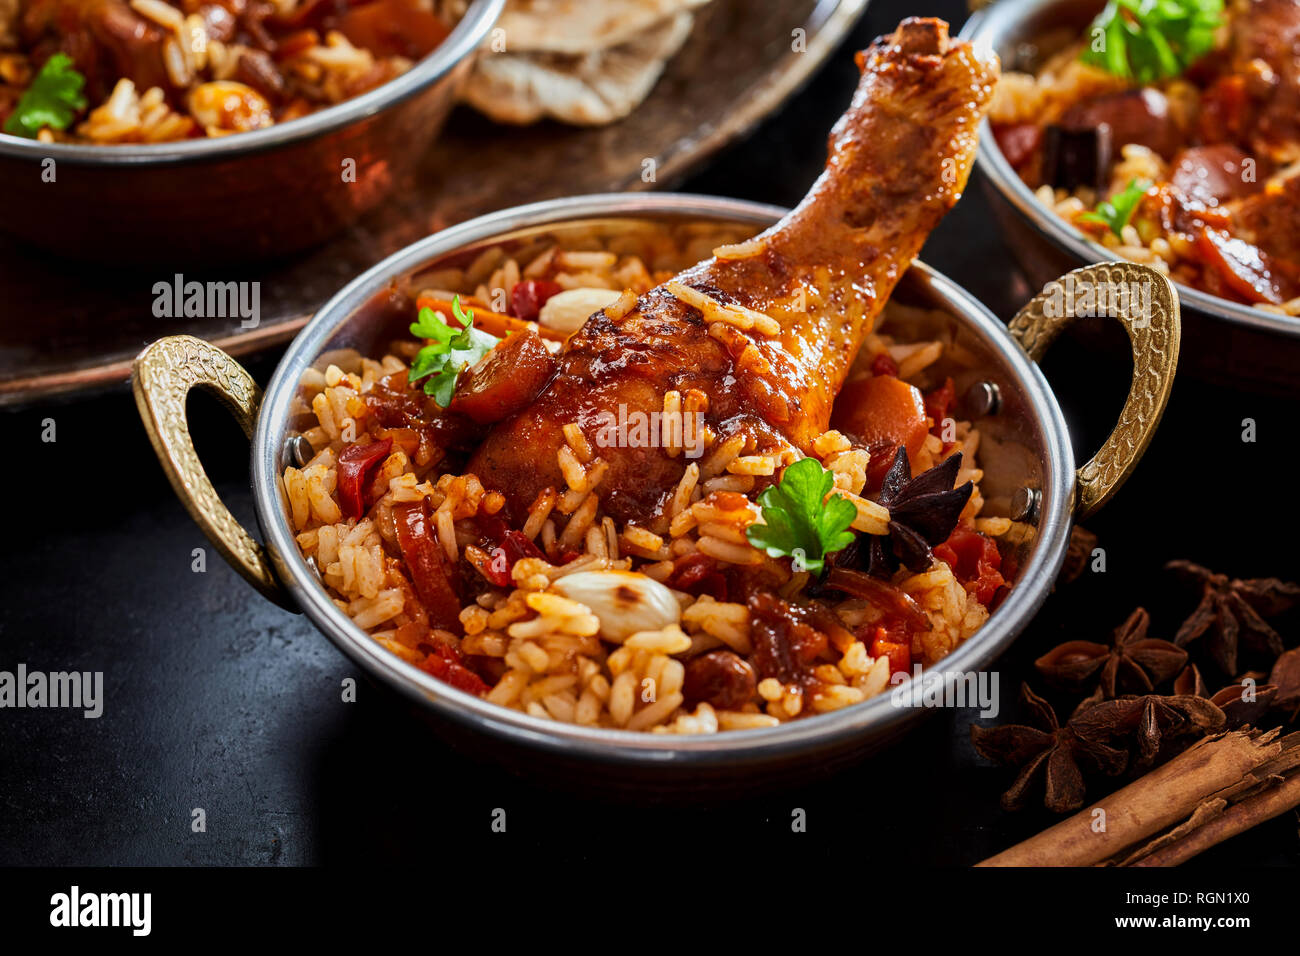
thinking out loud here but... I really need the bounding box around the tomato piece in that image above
[868,351,899,377]
[337,0,450,59]
[483,530,545,588]
[393,502,462,632]
[934,525,1006,606]
[665,553,728,601]
[374,427,420,459]
[509,279,563,322]
[1195,227,1285,305]
[336,437,392,520]
[992,121,1043,170]
[867,626,913,679]
[418,641,490,696]
[1197,75,1249,146]
[831,374,928,488]
[923,377,956,448]
[448,331,558,425]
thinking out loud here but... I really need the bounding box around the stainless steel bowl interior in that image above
[0,0,504,165]
[251,193,1076,768]
[960,0,1300,340]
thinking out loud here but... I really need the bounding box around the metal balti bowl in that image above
[131,193,1179,790]
[961,0,1300,392]
[0,0,504,264]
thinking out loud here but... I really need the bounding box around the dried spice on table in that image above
[970,683,1128,813]
[1166,560,1300,676]
[1269,647,1300,722]
[1207,679,1278,729]
[1034,607,1186,698]
[1070,693,1226,768]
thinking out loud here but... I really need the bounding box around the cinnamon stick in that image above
[977,730,1282,867]
[1131,771,1300,866]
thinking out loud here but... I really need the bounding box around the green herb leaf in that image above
[1078,177,1151,238]
[745,457,857,575]
[407,295,499,407]
[3,53,87,139]
[1080,0,1224,83]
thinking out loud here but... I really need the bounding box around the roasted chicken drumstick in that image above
[470,18,1000,529]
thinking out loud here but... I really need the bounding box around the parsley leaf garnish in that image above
[1080,0,1223,83]
[3,53,87,139]
[407,295,499,407]
[745,457,857,575]
[1078,178,1151,238]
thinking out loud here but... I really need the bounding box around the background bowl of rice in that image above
[140,193,1094,790]
[0,0,503,263]
[961,0,1300,391]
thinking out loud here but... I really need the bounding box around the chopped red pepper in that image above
[393,502,463,633]
[483,530,545,588]
[336,437,392,520]
[934,525,1006,606]
[509,279,563,322]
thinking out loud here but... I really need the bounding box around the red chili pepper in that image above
[483,530,545,588]
[393,502,462,633]
[509,279,564,322]
[336,437,392,520]
[934,525,1006,606]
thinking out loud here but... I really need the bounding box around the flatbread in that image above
[493,0,709,54]
[464,11,694,126]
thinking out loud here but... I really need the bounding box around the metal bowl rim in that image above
[251,192,1076,766]
[0,0,504,164]
[959,0,1300,341]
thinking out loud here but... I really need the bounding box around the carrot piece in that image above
[414,296,567,343]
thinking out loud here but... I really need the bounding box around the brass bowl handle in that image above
[132,335,293,609]
[1007,262,1180,521]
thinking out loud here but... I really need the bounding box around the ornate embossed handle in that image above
[1008,262,1180,521]
[132,335,292,609]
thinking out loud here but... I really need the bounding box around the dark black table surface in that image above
[2,0,1297,869]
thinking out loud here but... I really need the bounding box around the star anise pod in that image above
[1208,679,1278,729]
[1166,560,1300,675]
[1173,663,1208,698]
[1034,608,1187,698]
[1270,648,1300,722]
[971,683,1128,813]
[867,447,972,578]
[1070,693,1226,769]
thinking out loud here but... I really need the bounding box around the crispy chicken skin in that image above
[470,18,999,529]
